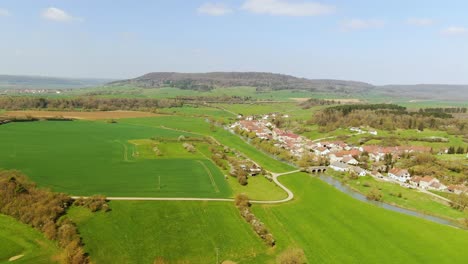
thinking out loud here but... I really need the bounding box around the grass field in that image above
[68,201,271,264]
[332,174,466,221]
[3,110,161,120]
[0,120,231,198]
[120,116,295,172]
[253,172,468,264]
[0,214,60,264]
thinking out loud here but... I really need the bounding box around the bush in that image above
[276,248,306,264]
[366,188,383,201]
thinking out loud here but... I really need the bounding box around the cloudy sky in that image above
[1,0,468,84]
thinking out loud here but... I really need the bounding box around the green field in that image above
[331,173,466,221]
[68,201,270,264]
[67,172,468,264]
[253,172,468,263]
[0,214,60,264]
[120,116,295,172]
[0,121,231,198]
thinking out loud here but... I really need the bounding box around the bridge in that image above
[307,166,328,174]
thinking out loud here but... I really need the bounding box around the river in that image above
[317,174,462,229]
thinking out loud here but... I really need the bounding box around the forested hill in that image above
[0,75,113,89]
[378,84,468,102]
[108,72,374,93]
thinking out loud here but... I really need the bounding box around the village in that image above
[230,113,468,196]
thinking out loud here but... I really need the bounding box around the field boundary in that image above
[71,170,298,204]
[197,160,220,193]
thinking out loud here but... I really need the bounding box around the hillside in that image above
[377,84,468,102]
[109,72,374,93]
[0,75,113,89]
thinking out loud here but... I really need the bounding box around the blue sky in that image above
[1,0,468,84]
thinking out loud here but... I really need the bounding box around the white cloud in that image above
[41,7,81,22]
[407,18,434,26]
[441,26,468,36]
[197,3,232,16]
[340,19,385,31]
[0,8,11,17]
[241,0,335,16]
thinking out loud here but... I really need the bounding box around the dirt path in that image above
[8,255,24,262]
[71,169,300,204]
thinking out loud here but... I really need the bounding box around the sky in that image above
[1,0,468,85]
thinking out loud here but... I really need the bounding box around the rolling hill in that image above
[108,72,374,93]
[0,75,113,89]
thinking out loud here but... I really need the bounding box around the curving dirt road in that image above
[71,170,300,204]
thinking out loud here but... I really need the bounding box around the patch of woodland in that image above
[0,170,110,264]
[234,194,275,247]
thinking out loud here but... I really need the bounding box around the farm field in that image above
[120,116,296,172]
[67,201,272,264]
[253,172,468,264]
[0,120,231,198]
[0,214,61,264]
[2,110,161,120]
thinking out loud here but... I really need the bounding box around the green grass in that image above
[120,116,295,172]
[253,172,468,263]
[342,175,465,220]
[226,175,288,201]
[0,214,60,264]
[0,121,231,198]
[67,201,270,264]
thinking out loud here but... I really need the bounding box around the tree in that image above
[234,194,250,208]
[276,248,306,264]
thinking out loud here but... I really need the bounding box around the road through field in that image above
[72,170,300,204]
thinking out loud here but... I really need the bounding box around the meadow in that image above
[66,172,468,264]
[253,172,468,264]
[67,201,271,264]
[120,116,295,172]
[0,120,231,198]
[0,215,60,264]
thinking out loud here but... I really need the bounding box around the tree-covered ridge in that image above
[0,97,183,110]
[109,72,374,92]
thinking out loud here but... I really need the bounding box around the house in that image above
[249,164,262,176]
[419,176,439,189]
[370,170,383,178]
[369,130,378,136]
[350,166,367,176]
[409,176,422,187]
[342,156,359,165]
[329,162,350,172]
[428,181,447,191]
[388,168,411,183]
[314,147,330,156]
[447,185,468,195]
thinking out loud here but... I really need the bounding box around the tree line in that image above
[421,107,467,114]
[0,170,109,264]
[314,107,467,135]
[0,96,183,111]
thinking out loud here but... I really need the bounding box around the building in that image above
[350,166,367,177]
[329,162,350,172]
[388,168,411,183]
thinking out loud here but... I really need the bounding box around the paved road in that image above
[71,170,300,204]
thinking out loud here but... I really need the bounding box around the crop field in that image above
[120,116,295,172]
[253,172,468,264]
[0,120,231,197]
[2,110,161,120]
[0,215,60,264]
[67,201,271,264]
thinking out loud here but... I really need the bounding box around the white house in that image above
[419,176,439,190]
[342,156,359,165]
[329,162,350,172]
[350,166,367,177]
[388,168,411,183]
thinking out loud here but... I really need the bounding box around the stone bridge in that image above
[308,166,328,174]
